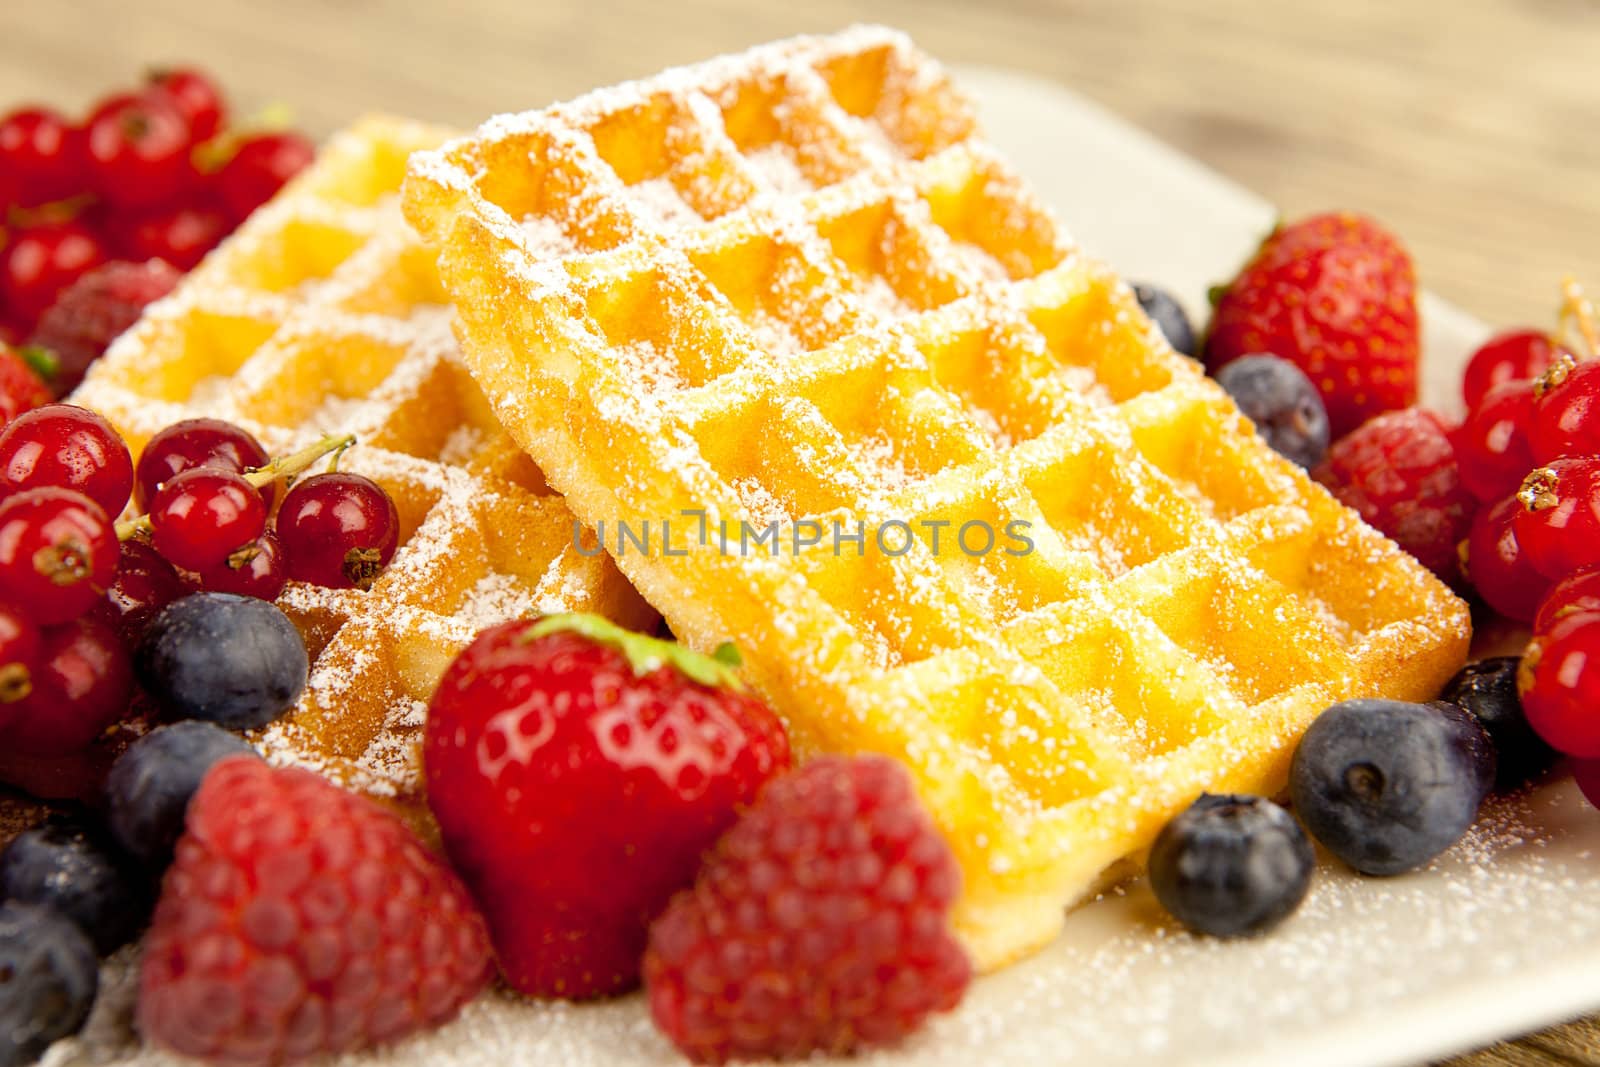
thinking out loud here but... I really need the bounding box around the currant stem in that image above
[115,433,356,541]
[1558,276,1598,361]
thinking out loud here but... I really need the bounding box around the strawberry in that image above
[424,613,791,999]
[1206,212,1420,437]
[0,344,51,431]
[138,756,494,1065]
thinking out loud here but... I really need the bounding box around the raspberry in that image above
[644,755,971,1064]
[28,260,181,396]
[1313,408,1476,585]
[138,757,494,1065]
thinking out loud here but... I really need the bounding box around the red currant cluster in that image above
[0,403,397,770]
[1,68,313,343]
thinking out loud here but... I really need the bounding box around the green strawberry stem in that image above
[115,433,355,541]
[16,345,58,383]
[527,612,746,690]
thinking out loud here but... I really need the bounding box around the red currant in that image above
[197,529,287,601]
[133,417,271,511]
[1529,357,1600,463]
[107,202,228,272]
[148,467,267,572]
[0,108,80,209]
[1518,609,1600,758]
[216,132,315,222]
[1455,379,1536,502]
[1461,329,1568,410]
[94,539,186,647]
[0,404,133,516]
[0,616,131,757]
[0,602,42,704]
[82,92,194,209]
[0,222,111,324]
[1533,563,1600,634]
[1462,493,1550,623]
[0,487,116,625]
[145,68,227,144]
[276,472,399,590]
[1515,457,1600,581]
[1576,759,1600,810]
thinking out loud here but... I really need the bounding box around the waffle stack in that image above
[71,116,654,813]
[404,26,1471,969]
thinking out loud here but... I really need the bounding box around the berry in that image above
[1291,699,1493,876]
[276,472,399,590]
[0,403,134,516]
[1462,493,1549,622]
[645,755,970,1063]
[0,813,150,953]
[0,222,111,325]
[1461,329,1566,410]
[0,901,98,1066]
[96,539,187,647]
[0,344,52,428]
[82,92,194,209]
[0,603,41,705]
[1576,759,1600,809]
[426,614,790,998]
[1529,356,1600,463]
[1455,379,1536,502]
[0,108,79,209]
[1534,563,1600,633]
[1517,609,1600,758]
[107,203,227,271]
[196,529,287,601]
[1515,456,1600,580]
[148,466,266,572]
[1213,354,1330,468]
[146,68,227,143]
[135,593,307,730]
[1314,408,1475,585]
[0,487,117,625]
[1147,793,1313,938]
[1206,212,1419,437]
[104,720,257,868]
[133,417,270,512]
[138,757,493,1064]
[1438,658,1558,788]
[216,132,315,222]
[1132,282,1196,358]
[27,259,182,396]
[0,616,132,757]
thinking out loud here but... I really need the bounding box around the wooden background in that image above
[1,0,1597,1062]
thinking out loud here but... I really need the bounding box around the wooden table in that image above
[1,0,1596,1062]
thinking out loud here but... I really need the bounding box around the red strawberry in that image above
[0,344,52,430]
[138,757,494,1065]
[644,755,972,1063]
[424,613,790,999]
[28,258,180,397]
[1206,212,1420,437]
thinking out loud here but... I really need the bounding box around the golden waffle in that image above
[70,116,654,814]
[405,26,1471,969]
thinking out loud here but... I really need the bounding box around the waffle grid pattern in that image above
[72,117,653,812]
[408,26,1470,968]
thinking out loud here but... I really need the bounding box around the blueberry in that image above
[1290,699,1494,876]
[1148,794,1313,938]
[1214,354,1331,468]
[105,721,259,868]
[0,901,98,1067]
[134,593,307,730]
[1132,282,1197,358]
[0,814,149,954]
[1439,657,1559,789]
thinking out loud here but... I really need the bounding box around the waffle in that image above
[70,116,654,815]
[404,26,1471,970]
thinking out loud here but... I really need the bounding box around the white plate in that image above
[58,65,1600,1067]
